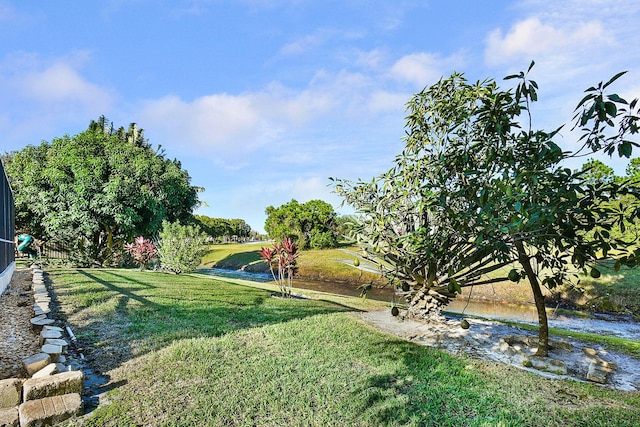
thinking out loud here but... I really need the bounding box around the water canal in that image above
[198,268,640,340]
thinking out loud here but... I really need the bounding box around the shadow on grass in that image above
[349,338,506,426]
[212,250,265,270]
[61,269,354,373]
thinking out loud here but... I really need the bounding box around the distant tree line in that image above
[194,215,255,242]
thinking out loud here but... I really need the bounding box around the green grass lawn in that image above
[50,269,639,427]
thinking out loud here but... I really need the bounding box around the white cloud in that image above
[484,17,609,66]
[280,34,323,56]
[19,62,113,110]
[390,52,464,88]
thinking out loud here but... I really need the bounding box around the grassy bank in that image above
[49,269,639,427]
[201,244,640,317]
[201,242,384,284]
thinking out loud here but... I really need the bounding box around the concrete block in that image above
[19,393,82,427]
[31,364,59,379]
[0,407,19,427]
[23,353,51,376]
[0,379,22,408]
[22,371,83,401]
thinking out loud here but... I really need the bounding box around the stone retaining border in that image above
[0,265,83,426]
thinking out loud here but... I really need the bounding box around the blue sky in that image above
[1,1,639,233]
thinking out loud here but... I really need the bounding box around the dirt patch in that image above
[0,268,41,379]
[357,310,640,391]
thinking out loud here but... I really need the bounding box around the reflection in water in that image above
[198,268,640,340]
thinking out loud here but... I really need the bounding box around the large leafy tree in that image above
[3,116,201,265]
[333,65,640,356]
[264,199,339,249]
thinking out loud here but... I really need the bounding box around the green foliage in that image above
[125,236,158,270]
[333,64,640,355]
[157,220,208,274]
[3,116,200,266]
[260,237,299,297]
[194,215,252,242]
[264,199,339,249]
[578,158,640,244]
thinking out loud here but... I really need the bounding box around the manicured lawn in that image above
[50,269,639,427]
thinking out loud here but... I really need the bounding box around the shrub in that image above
[310,231,338,249]
[260,237,299,297]
[157,221,208,274]
[125,236,158,270]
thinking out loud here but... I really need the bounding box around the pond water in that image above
[197,268,640,340]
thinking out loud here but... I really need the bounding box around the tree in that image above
[194,215,253,242]
[3,116,201,265]
[580,159,615,184]
[333,64,639,356]
[157,220,208,274]
[627,157,640,181]
[264,199,339,249]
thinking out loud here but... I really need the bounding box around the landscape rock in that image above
[18,393,82,427]
[587,362,609,384]
[40,344,63,362]
[40,329,62,345]
[22,371,83,401]
[44,339,69,353]
[0,379,22,408]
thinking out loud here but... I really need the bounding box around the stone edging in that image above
[0,265,83,427]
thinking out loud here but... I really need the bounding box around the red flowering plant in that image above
[125,236,158,270]
[260,237,299,297]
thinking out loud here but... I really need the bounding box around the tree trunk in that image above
[404,286,450,320]
[515,241,549,357]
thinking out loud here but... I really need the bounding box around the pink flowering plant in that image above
[260,237,299,297]
[125,236,157,270]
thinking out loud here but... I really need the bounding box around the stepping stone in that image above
[32,363,58,379]
[18,393,83,427]
[44,339,69,352]
[23,353,51,376]
[42,326,63,333]
[41,345,62,362]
